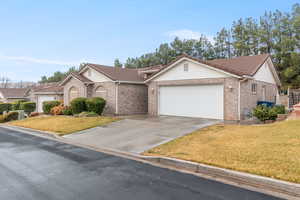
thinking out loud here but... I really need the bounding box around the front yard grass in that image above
[144,120,300,183]
[9,116,119,136]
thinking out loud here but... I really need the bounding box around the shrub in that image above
[0,103,12,114]
[70,97,87,114]
[253,105,278,122]
[0,115,5,123]
[3,111,19,122]
[29,112,39,117]
[20,102,36,114]
[11,100,28,110]
[62,106,73,115]
[43,101,61,114]
[50,105,64,115]
[271,105,286,115]
[86,97,106,115]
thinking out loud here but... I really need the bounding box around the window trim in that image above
[251,83,257,94]
[183,63,189,72]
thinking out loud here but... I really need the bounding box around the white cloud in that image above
[0,54,88,66]
[165,29,215,43]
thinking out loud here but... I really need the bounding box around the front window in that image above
[251,83,257,94]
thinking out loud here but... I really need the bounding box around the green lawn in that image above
[144,120,300,183]
[9,116,119,136]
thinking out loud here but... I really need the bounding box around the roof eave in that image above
[144,56,241,83]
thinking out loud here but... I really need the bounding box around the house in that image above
[146,54,281,120]
[59,65,148,115]
[0,88,28,103]
[59,54,280,120]
[0,84,63,112]
[26,83,63,112]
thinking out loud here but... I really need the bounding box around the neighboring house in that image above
[57,54,280,120]
[146,54,281,120]
[59,66,149,115]
[0,88,28,103]
[26,83,63,112]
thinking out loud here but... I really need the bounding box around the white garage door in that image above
[38,95,55,113]
[159,85,224,119]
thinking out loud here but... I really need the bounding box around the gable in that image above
[154,60,230,81]
[82,67,112,82]
[253,60,277,85]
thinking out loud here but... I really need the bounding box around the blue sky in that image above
[0,0,298,82]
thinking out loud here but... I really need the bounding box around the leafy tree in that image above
[114,58,123,67]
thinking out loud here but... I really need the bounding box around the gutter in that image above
[113,81,145,85]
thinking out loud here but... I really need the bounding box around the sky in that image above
[0,0,298,82]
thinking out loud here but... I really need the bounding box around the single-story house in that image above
[59,54,281,121]
[59,65,148,115]
[146,54,281,121]
[25,83,63,112]
[0,84,63,112]
[0,88,28,103]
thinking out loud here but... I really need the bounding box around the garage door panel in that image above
[38,95,55,112]
[159,85,224,119]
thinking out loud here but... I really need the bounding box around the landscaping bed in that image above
[144,119,300,183]
[9,116,119,136]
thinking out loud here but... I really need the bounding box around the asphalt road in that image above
[0,127,281,200]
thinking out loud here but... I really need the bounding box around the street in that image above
[0,127,281,200]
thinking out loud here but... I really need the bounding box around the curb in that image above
[1,124,299,199]
[1,124,63,139]
[138,156,300,198]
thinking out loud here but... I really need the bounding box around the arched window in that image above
[95,86,107,99]
[69,86,79,102]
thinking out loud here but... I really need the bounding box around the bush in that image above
[62,106,73,115]
[272,105,286,115]
[3,112,19,122]
[253,105,278,122]
[86,97,106,115]
[0,103,12,114]
[20,102,36,114]
[43,101,61,114]
[70,97,87,114]
[50,105,64,115]
[0,115,5,123]
[11,100,28,110]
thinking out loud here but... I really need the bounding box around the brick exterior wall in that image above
[147,78,240,121]
[63,77,148,115]
[92,82,116,115]
[117,83,148,115]
[240,79,278,119]
[63,77,87,105]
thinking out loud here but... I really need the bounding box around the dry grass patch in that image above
[144,120,300,183]
[9,116,119,136]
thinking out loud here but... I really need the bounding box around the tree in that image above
[214,28,232,58]
[39,66,78,83]
[0,76,10,88]
[114,59,123,67]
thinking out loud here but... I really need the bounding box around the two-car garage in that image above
[158,84,224,120]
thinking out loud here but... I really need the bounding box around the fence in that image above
[288,89,300,108]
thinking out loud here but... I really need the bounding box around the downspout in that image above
[115,82,120,115]
[239,76,251,121]
[238,80,241,121]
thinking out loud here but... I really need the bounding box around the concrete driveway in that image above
[64,116,220,154]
